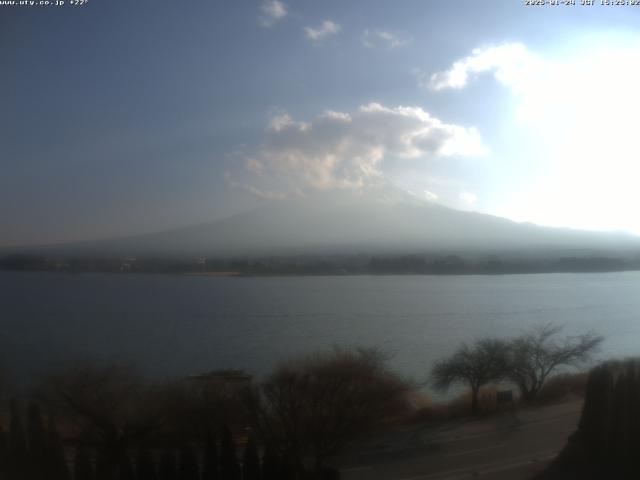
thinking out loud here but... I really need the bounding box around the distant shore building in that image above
[120,257,137,272]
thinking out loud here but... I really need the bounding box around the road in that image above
[338,399,582,480]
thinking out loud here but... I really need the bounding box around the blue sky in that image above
[3,0,640,246]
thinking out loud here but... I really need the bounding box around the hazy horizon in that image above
[4,182,640,261]
[6,182,640,251]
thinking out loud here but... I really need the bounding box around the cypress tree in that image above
[9,399,27,478]
[74,447,94,480]
[95,451,111,480]
[27,402,47,477]
[219,426,240,480]
[178,445,199,480]
[0,425,9,478]
[117,454,134,480]
[137,447,157,480]
[202,433,219,480]
[47,413,70,480]
[261,444,279,480]
[320,466,341,480]
[578,365,598,432]
[280,449,296,480]
[158,450,177,480]
[626,364,640,478]
[579,365,609,468]
[611,372,629,474]
[242,437,260,480]
[598,366,615,474]
[542,360,640,479]
[631,363,640,476]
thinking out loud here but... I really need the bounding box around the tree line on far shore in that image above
[2,252,637,276]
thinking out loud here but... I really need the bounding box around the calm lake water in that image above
[1,271,639,387]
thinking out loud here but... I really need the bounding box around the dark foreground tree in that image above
[260,444,280,480]
[0,425,8,478]
[219,426,240,480]
[9,399,27,477]
[244,347,411,475]
[431,339,507,415]
[47,364,165,475]
[178,445,199,480]
[74,447,94,480]
[27,402,47,477]
[242,436,260,480]
[158,451,177,480]
[137,447,157,480]
[202,433,219,480]
[95,451,110,480]
[158,372,248,449]
[47,413,70,480]
[506,324,603,403]
[117,454,135,480]
[538,360,640,480]
[9,399,26,455]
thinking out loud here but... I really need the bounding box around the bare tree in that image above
[158,375,248,443]
[243,347,411,476]
[431,339,508,415]
[505,323,603,403]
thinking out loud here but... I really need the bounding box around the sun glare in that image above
[502,35,640,233]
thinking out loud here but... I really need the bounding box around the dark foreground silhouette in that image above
[0,347,410,480]
[539,359,640,479]
[0,409,342,480]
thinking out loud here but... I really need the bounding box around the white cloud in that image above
[260,0,287,27]
[427,43,542,92]
[238,103,487,195]
[362,30,409,49]
[304,20,341,42]
[459,191,477,205]
[268,113,309,132]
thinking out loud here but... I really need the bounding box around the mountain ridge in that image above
[4,185,640,258]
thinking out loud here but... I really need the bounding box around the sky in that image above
[4,0,640,246]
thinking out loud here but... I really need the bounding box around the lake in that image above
[1,271,639,388]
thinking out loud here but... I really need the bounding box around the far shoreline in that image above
[6,268,640,278]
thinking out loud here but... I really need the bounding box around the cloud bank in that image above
[233,103,487,198]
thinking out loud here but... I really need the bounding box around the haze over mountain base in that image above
[3,184,640,275]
